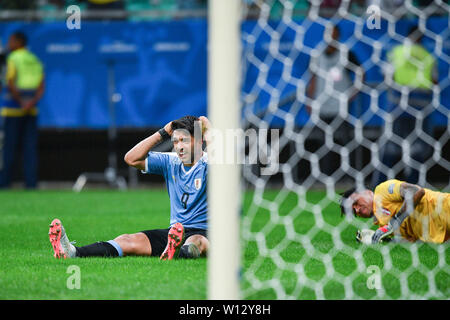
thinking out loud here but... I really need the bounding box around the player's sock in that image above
[178,243,201,259]
[75,240,123,258]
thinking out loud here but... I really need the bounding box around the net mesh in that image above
[240,0,449,299]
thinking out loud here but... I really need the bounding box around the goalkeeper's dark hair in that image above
[339,187,356,217]
[171,115,201,138]
[339,185,372,217]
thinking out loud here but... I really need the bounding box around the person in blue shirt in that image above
[48,115,210,260]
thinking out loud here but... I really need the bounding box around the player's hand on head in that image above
[163,121,173,136]
[198,116,210,134]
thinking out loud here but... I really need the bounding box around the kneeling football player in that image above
[49,115,210,260]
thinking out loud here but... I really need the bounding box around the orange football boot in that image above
[160,222,185,260]
[49,218,66,259]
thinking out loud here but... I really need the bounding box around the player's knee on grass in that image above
[114,233,151,256]
[185,234,209,256]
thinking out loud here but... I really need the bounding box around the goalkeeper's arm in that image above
[372,183,425,243]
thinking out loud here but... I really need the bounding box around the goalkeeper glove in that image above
[371,224,394,244]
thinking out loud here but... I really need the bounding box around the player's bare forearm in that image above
[198,116,211,147]
[305,74,316,114]
[391,183,425,229]
[400,183,425,211]
[7,79,23,106]
[372,183,425,243]
[124,122,172,170]
[306,74,316,99]
[124,133,161,170]
[32,79,45,104]
[23,79,45,110]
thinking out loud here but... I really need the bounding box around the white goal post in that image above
[208,0,449,301]
[207,0,242,300]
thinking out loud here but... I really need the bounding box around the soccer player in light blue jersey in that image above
[49,115,210,260]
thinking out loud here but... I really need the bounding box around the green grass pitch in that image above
[0,189,448,300]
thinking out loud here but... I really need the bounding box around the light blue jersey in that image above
[142,152,208,230]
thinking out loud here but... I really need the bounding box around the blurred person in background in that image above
[306,24,364,176]
[0,32,45,189]
[316,0,342,17]
[79,0,125,10]
[0,0,38,10]
[315,0,366,18]
[49,0,126,19]
[0,39,6,179]
[366,0,405,12]
[0,39,6,89]
[371,25,438,188]
[49,0,125,10]
[176,0,207,10]
[77,0,126,20]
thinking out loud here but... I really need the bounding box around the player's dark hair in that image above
[11,31,27,46]
[171,115,201,138]
[339,187,356,217]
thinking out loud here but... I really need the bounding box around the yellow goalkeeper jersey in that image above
[373,179,450,243]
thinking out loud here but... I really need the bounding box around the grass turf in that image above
[0,190,206,300]
[0,189,448,299]
[241,190,449,299]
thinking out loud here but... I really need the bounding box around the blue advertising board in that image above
[0,19,207,128]
[0,17,448,128]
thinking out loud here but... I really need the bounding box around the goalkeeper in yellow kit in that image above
[340,179,450,244]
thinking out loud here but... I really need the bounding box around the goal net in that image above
[236,0,450,300]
